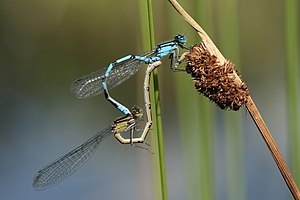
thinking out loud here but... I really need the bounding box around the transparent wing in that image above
[32,126,113,191]
[71,52,154,98]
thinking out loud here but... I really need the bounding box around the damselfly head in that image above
[175,34,187,45]
[131,106,143,119]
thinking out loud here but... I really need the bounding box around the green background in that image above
[0,0,299,199]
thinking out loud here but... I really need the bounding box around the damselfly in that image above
[138,61,162,144]
[115,61,162,144]
[71,34,188,116]
[32,106,142,190]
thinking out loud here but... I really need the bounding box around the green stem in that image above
[218,0,246,199]
[195,1,215,199]
[146,0,168,199]
[168,0,215,199]
[284,0,300,186]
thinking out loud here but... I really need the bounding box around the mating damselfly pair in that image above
[33,34,188,190]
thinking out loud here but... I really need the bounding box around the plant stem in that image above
[284,0,300,187]
[146,0,168,199]
[217,0,245,199]
[246,97,300,199]
[195,1,215,199]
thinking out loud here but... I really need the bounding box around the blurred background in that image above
[0,0,299,199]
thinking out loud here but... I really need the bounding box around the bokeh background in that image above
[1,0,299,199]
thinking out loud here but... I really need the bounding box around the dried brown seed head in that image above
[186,43,249,111]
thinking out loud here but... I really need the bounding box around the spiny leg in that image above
[170,46,181,71]
[113,107,140,144]
[171,51,190,71]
